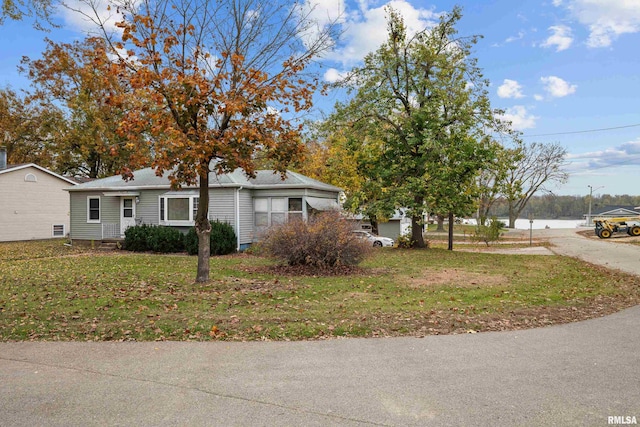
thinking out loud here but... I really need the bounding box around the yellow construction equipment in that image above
[594,216,640,239]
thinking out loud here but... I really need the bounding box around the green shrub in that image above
[124,224,184,253]
[259,210,370,268]
[396,232,430,249]
[472,217,505,246]
[210,220,237,255]
[396,233,414,249]
[146,226,185,253]
[184,220,237,256]
[124,224,151,252]
[184,228,198,255]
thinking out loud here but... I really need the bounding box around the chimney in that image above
[0,146,6,171]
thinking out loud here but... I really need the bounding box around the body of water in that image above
[463,218,585,230]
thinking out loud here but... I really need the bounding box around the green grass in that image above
[1,239,638,341]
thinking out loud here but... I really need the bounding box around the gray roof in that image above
[67,167,342,193]
[592,205,640,216]
[0,163,78,185]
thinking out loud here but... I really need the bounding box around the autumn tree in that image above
[77,0,336,281]
[20,36,147,178]
[332,7,505,248]
[503,141,568,228]
[294,121,392,234]
[0,87,64,167]
[1,0,57,29]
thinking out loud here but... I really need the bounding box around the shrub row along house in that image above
[66,166,342,250]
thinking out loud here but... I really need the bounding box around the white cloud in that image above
[326,0,439,66]
[567,139,640,169]
[323,68,349,83]
[534,94,544,101]
[60,0,130,34]
[498,106,538,130]
[299,0,346,49]
[541,25,573,51]
[541,76,577,98]
[303,0,345,26]
[492,30,525,48]
[554,0,640,47]
[497,79,525,99]
[505,31,525,43]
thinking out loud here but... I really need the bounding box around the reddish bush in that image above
[259,210,371,268]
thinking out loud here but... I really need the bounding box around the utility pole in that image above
[587,185,604,226]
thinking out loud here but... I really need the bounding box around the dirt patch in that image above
[365,292,640,338]
[578,228,640,243]
[405,268,509,288]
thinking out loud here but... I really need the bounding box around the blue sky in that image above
[1,0,639,196]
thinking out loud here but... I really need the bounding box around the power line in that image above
[521,123,640,138]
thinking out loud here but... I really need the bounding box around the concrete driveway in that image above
[1,229,639,426]
[546,228,640,276]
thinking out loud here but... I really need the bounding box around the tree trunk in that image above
[447,211,454,251]
[370,215,379,236]
[436,215,445,232]
[508,203,516,228]
[411,214,425,248]
[195,169,211,282]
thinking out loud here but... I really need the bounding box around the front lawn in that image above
[1,240,638,341]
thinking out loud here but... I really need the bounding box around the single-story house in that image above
[66,167,342,250]
[0,148,78,242]
[586,206,640,224]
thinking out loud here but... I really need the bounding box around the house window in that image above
[159,195,199,225]
[271,198,286,225]
[254,198,268,227]
[288,198,303,222]
[52,224,65,237]
[193,197,199,220]
[87,196,100,223]
[254,197,304,227]
[123,199,134,218]
[25,173,37,182]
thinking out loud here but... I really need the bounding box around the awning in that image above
[162,190,200,196]
[102,191,140,197]
[306,197,339,211]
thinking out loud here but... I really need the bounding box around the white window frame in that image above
[87,196,101,224]
[288,197,303,222]
[270,197,286,225]
[254,197,305,227]
[52,224,65,237]
[159,195,200,226]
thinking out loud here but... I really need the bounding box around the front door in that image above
[121,197,136,236]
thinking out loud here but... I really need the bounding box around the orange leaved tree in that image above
[77,0,337,282]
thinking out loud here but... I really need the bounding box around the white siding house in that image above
[0,161,78,242]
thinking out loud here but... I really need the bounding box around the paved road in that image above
[1,230,639,426]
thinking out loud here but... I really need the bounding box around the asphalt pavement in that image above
[1,229,639,426]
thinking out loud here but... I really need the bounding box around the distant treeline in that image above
[488,194,640,219]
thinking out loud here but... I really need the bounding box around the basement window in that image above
[52,224,65,237]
